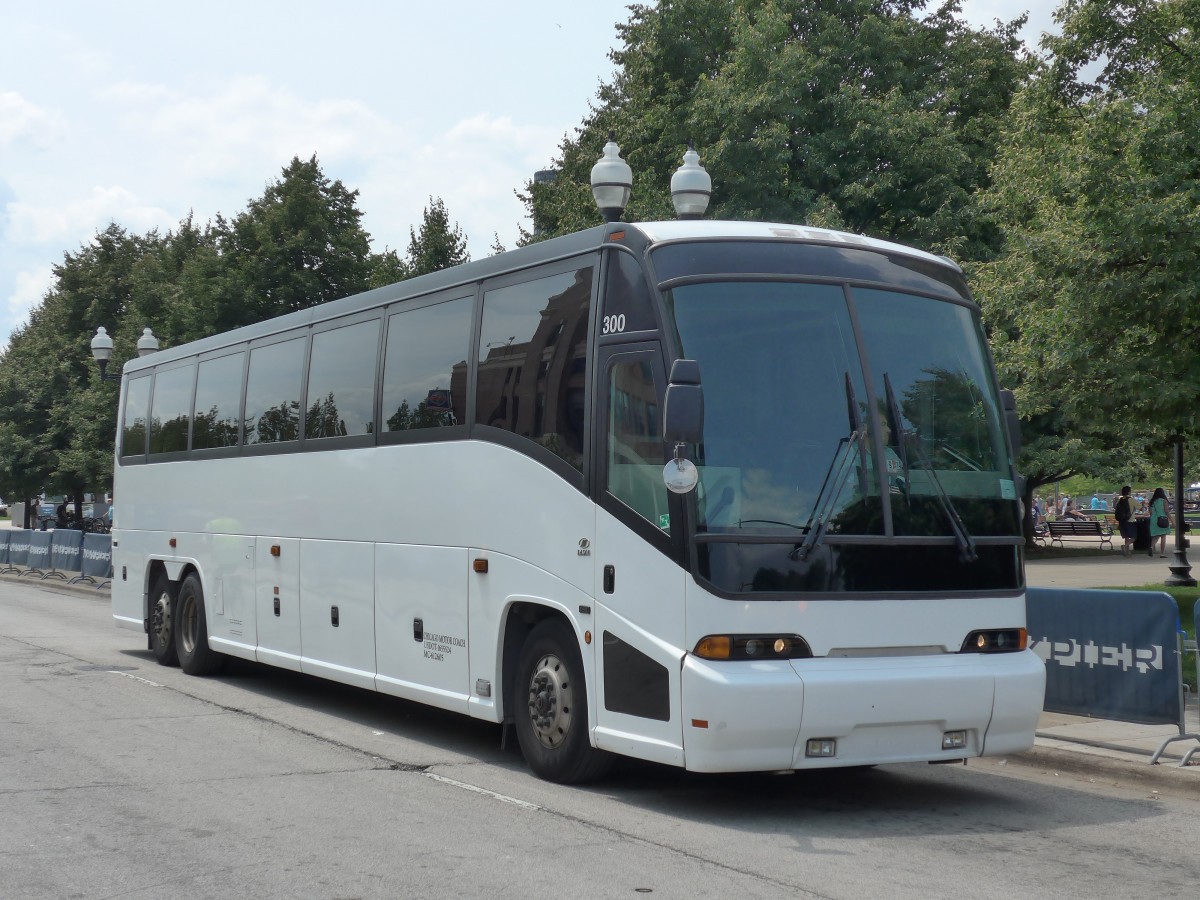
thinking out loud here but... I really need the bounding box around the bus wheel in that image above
[148,573,179,667]
[175,573,225,676]
[514,618,611,784]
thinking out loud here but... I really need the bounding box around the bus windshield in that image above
[664,278,1022,593]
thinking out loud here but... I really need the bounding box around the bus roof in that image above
[124,219,960,373]
[632,220,960,272]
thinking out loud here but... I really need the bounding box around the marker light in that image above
[693,634,812,661]
[806,738,837,758]
[942,731,968,750]
[960,628,1027,653]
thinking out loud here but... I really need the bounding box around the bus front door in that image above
[592,346,686,768]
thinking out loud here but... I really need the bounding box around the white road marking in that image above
[422,772,542,811]
[109,670,162,686]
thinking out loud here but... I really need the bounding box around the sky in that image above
[1,1,1061,348]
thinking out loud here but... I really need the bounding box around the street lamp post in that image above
[1165,434,1196,586]
[90,326,159,381]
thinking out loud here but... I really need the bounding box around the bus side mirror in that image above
[1000,389,1021,457]
[663,359,703,444]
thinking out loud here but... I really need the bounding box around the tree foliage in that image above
[524,0,1031,259]
[402,197,471,278]
[0,157,384,503]
[972,0,1200,530]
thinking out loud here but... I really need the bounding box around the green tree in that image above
[0,224,153,509]
[524,0,1030,259]
[403,197,470,277]
[972,0,1200,540]
[204,155,374,333]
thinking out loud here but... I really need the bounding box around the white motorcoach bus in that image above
[110,218,1044,783]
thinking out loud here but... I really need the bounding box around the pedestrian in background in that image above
[1148,487,1170,557]
[1114,486,1136,556]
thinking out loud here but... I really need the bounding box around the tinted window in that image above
[244,337,305,444]
[652,241,971,301]
[193,353,244,449]
[603,251,657,333]
[382,296,472,431]
[306,319,380,439]
[122,375,151,457]
[477,266,592,469]
[149,365,194,454]
[607,360,668,532]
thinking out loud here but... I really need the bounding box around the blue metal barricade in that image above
[0,530,10,572]
[3,529,30,574]
[75,533,113,588]
[1028,587,1199,766]
[47,528,84,581]
[20,530,52,577]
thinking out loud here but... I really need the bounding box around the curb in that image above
[0,571,110,600]
[994,743,1200,800]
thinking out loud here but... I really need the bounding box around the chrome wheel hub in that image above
[526,652,573,749]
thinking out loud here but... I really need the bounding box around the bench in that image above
[1046,519,1114,549]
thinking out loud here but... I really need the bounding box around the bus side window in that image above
[148,364,195,455]
[192,352,244,449]
[244,337,305,445]
[477,266,592,470]
[121,375,152,458]
[382,296,473,431]
[305,319,380,438]
[607,361,668,533]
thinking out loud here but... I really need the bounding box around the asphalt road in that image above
[3,577,1199,900]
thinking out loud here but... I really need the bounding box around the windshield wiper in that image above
[792,374,863,562]
[882,373,911,504]
[883,373,978,563]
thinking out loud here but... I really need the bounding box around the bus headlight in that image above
[960,628,1027,653]
[693,634,813,660]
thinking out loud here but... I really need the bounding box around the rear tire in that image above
[513,618,612,784]
[175,573,225,676]
[148,573,179,667]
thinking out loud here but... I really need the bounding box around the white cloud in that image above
[7,187,175,245]
[5,265,56,335]
[0,91,68,149]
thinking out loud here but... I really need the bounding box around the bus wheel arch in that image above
[147,562,179,667]
[509,610,612,783]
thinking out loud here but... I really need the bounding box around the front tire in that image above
[513,618,611,784]
[175,573,225,676]
[148,573,179,667]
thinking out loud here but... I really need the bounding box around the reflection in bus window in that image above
[382,297,473,431]
[192,353,244,450]
[477,266,592,470]
[149,365,194,454]
[244,338,304,444]
[122,375,152,457]
[607,360,668,532]
[306,319,379,438]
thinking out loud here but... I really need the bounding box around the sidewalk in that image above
[1022,546,1200,795]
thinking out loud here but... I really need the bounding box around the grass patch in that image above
[1100,584,1198,690]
